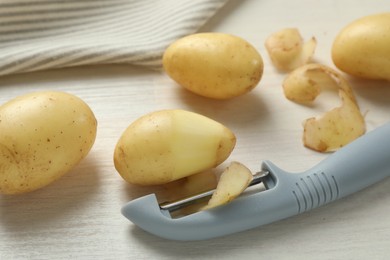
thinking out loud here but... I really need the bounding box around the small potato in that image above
[0,91,97,194]
[332,13,390,81]
[114,109,236,185]
[163,33,263,99]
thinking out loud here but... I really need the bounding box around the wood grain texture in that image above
[1,1,390,259]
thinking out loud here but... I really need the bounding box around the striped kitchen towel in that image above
[0,0,229,76]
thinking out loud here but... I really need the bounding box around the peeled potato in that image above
[203,161,253,210]
[0,91,97,194]
[332,13,390,81]
[265,28,316,71]
[283,64,366,152]
[163,33,264,99]
[114,109,236,185]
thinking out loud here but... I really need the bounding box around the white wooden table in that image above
[1,1,389,259]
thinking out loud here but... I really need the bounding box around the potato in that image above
[265,28,316,71]
[163,33,264,99]
[283,64,366,152]
[203,161,253,210]
[0,91,97,194]
[114,109,236,185]
[332,13,390,81]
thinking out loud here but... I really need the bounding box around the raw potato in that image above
[114,109,236,185]
[203,161,253,210]
[283,64,366,152]
[332,13,390,81]
[163,33,264,99]
[0,91,97,194]
[265,28,316,71]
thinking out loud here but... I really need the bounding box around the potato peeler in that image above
[122,122,390,241]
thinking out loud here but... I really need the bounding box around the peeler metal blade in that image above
[122,122,390,241]
[159,170,269,213]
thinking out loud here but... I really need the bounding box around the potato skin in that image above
[0,91,97,194]
[163,33,263,99]
[113,109,236,185]
[332,13,390,81]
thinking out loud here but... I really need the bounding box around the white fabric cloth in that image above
[0,0,228,76]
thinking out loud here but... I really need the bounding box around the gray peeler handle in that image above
[262,121,390,214]
[304,122,390,201]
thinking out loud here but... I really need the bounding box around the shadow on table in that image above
[0,155,102,234]
[173,84,271,129]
